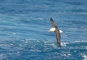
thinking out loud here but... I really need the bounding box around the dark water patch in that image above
[67,9,87,13]
[60,0,87,6]
[71,20,87,25]
[64,2,82,5]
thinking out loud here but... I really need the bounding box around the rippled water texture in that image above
[0,0,87,60]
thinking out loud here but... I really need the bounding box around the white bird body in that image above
[48,28,63,33]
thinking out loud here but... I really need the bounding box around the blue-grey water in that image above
[0,0,87,60]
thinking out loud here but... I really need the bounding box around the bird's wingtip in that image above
[50,17,52,19]
[50,17,54,21]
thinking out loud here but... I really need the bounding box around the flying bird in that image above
[48,18,62,47]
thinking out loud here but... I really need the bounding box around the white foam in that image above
[82,54,87,60]
[12,32,17,35]
[38,18,43,20]
[76,40,87,42]
[61,42,68,47]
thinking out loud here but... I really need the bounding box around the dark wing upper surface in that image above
[50,18,57,28]
[56,29,61,47]
[50,17,61,38]
[50,18,61,47]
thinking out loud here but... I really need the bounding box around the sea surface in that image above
[0,0,87,60]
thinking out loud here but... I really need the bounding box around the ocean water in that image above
[0,0,87,60]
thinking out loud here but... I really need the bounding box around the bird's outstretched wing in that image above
[50,18,57,28]
[56,29,61,47]
[50,18,61,47]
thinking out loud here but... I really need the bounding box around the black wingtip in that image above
[50,17,54,21]
[50,17,52,19]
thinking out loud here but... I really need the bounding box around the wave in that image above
[0,39,87,60]
[0,39,87,49]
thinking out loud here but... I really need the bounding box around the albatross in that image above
[48,18,63,47]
